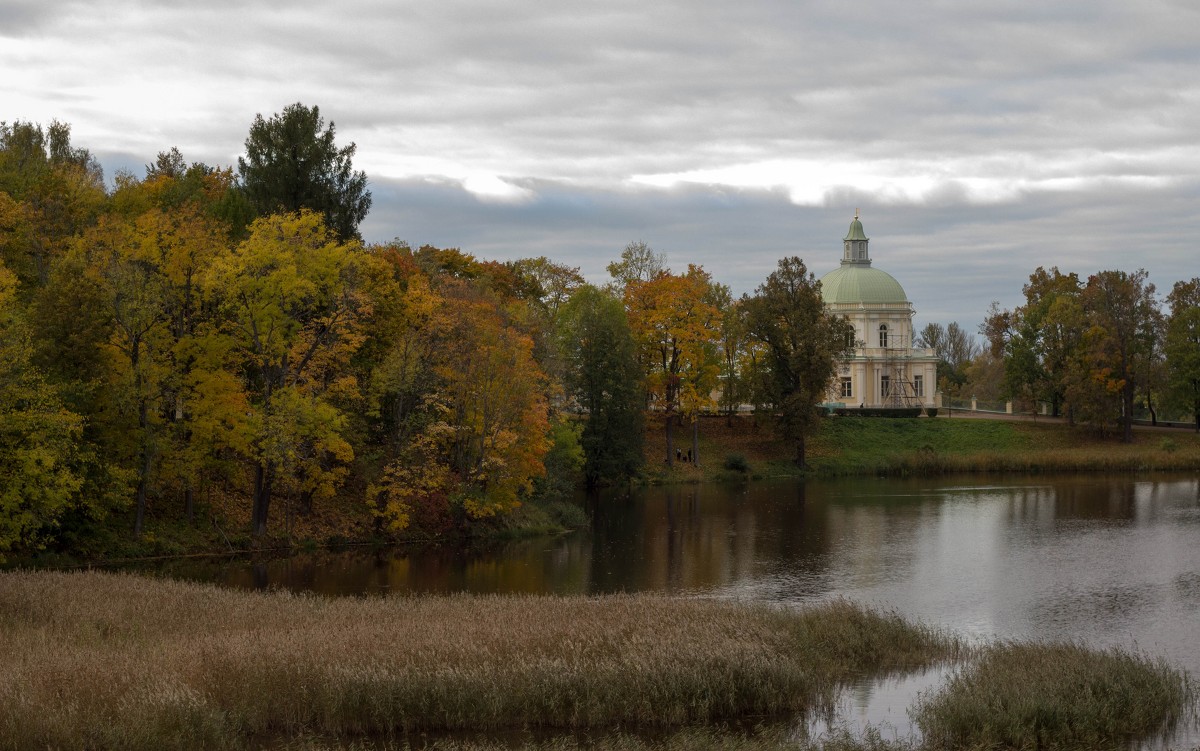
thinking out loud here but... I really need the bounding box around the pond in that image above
[122,474,1200,745]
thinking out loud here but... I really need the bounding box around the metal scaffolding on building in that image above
[880,332,920,407]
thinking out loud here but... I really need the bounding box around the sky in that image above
[4,0,1199,334]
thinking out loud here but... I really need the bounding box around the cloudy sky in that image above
[5,0,1199,333]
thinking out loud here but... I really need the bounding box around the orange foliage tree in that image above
[624,265,722,466]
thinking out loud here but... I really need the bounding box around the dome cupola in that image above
[820,213,909,305]
[843,209,870,264]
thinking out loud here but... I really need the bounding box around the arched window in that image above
[878,324,888,348]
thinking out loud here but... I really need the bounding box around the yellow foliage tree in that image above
[624,265,722,465]
[206,210,369,536]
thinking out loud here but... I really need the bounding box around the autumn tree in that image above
[368,277,551,529]
[916,321,980,391]
[983,268,1083,417]
[1078,269,1162,442]
[70,216,173,535]
[434,281,550,518]
[360,243,442,452]
[238,103,371,242]
[625,265,722,466]
[0,261,86,560]
[131,148,255,236]
[559,285,644,487]
[606,240,666,294]
[207,210,368,536]
[743,257,853,467]
[707,282,750,422]
[0,120,106,285]
[1165,278,1200,430]
[504,256,586,385]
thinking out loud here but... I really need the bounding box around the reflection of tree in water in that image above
[117,478,1200,603]
[1003,477,1186,528]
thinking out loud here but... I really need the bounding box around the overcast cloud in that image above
[4,0,1199,333]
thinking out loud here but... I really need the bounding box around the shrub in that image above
[722,454,750,474]
[832,408,924,418]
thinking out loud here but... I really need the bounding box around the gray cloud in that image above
[7,0,1200,338]
[358,175,1200,338]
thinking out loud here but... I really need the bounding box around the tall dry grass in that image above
[273,725,915,750]
[913,641,1194,750]
[0,571,957,750]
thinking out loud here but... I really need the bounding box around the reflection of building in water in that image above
[820,213,939,408]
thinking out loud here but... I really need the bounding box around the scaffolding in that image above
[879,332,920,407]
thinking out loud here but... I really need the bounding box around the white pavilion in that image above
[819,213,939,409]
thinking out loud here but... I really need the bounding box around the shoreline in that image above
[9,415,1200,569]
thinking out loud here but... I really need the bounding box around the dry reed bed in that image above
[913,642,1194,749]
[871,445,1200,476]
[0,571,956,750]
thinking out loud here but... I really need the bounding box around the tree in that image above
[1165,278,1200,430]
[0,261,86,560]
[431,281,550,519]
[238,103,371,242]
[1078,269,1161,442]
[559,285,644,487]
[916,321,980,392]
[0,120,107,285]
[983,268,1083,417]
[76,216,172,536]
[504,256,586,384]
[743,257,853,467]
[712,285,750,422]
[606,241,666,294]
[207,210,368,536]
[624,265,721,466]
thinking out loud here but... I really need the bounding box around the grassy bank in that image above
[646,414,1200,483]
[0,570,958,750]
[1,571,1193,751]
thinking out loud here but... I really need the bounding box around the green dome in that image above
[820,264,909,304]
[844,217,868,241]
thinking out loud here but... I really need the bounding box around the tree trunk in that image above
[793,433,807,468]
[253,463,273,537]
[134,472,147,537]
[184,486,194,523]
[665,408,675,466]
[134,374,149,537]
[691,418,699,468]
[1121,382,1135,444]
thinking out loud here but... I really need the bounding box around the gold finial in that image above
[854,207,859,219]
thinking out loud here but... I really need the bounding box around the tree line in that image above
[0,106,848,560]
[921,268,1200,441]
[981,267,1200,441]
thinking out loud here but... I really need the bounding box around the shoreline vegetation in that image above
[8,414,1200,569]
[0,570,1192,751]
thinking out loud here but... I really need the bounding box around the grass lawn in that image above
[642,414,1200,482]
